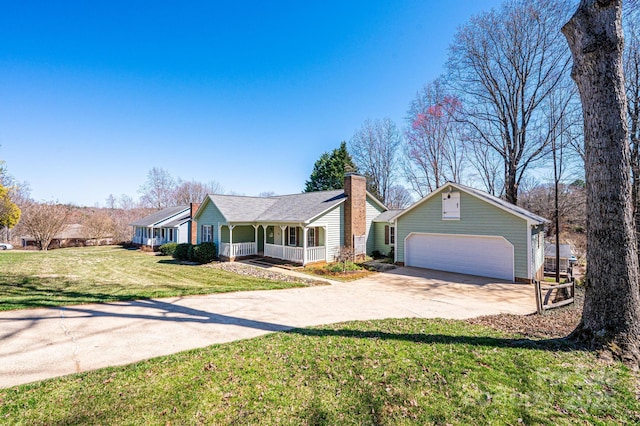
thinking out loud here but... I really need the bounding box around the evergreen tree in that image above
[304,142,357,192]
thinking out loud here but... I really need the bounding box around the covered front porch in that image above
[218,224,327,265]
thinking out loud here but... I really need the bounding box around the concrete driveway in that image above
[0,267,535,388]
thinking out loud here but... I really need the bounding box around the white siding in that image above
[309,204,344,262]
[365,196,386,255]
[177,222,189,244]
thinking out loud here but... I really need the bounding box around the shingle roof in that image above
[204,190,346,223]
[373,209,404,223]
[256,190,345,222]
[162,211,192,227]
[544,243,573,259]
[130,205,190,227]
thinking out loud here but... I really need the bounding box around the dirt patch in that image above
[467,286,584,339]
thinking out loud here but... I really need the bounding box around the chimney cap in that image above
[344,172,365,177]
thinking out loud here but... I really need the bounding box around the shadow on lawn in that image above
[0,274,189,311]
[287,327,585,353]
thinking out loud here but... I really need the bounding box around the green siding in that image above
[220,225,255,243]
[309,204,344,261]
[373,222,393,256]
[365,196,386,255]
[195,198,226,248]
[396,190,530,279]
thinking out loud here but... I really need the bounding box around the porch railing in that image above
[306,246,325,263]
[220,242,257,258]
[133,236,166,246]
[264,242,282,259]
[264,243,325,264]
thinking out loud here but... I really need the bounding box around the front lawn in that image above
[1,318,637,424]
[0,246,310,311]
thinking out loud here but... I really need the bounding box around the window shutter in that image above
[384,225,389,245]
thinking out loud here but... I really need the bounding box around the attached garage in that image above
[393,182,547,282]
[405,233,514,281]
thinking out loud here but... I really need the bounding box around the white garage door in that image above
[405,233,514,281]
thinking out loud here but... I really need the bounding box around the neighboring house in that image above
[21,224,114,249]
[391,182,547,282]
[544,243,575,273]
[130,204,199,248]
[193,174,386,265]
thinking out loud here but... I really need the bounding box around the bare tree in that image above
[174,179,224,204]
[258,191,277,197]
[625,20,640,237]
[467,142,504,196]
[562,0,640,365]
[448,0,574,204]
[82,210,115,243]
[350,118,402,204]
[519,182,586,232]
[385,185,413,209]
[20,201,70,250]
[138,167,176,209]
[404,79,466,196]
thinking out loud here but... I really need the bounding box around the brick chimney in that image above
[344,173,367,249]
[189,202,201,244]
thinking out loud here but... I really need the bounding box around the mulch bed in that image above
[207,261,326,286]
[466,286,584,339]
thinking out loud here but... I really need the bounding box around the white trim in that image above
[527,225,532,280]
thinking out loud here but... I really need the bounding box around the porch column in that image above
[324,226,329,262]
[252,224,259,255]
[261,225,268,256]
[217,223,222,256]
[280,225,287,259]
[302,227,308,265]
[229,225,235,259]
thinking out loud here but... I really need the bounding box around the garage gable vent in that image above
[442,191,460,220]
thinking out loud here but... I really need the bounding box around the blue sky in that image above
[0,1,503,206]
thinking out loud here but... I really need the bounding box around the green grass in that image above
[1,318,637,425]
[0,246,309,311]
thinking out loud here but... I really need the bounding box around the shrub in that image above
[187,244,195,262]
[194,242,217,264]
[371,250,383,259]
[326,261,363,273]
[173,243,191,261]
[159,242,178,256]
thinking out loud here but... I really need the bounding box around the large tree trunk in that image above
[562,0,640,366]
[504,164,518,205]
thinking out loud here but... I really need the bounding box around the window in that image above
[168,229,174,241]
[202,225,213,242]
[307,228,317,247]
[288,226,297,246]
[384,225,395,245]
[442,191,460,220]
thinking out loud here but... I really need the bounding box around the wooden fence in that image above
[534,277,575,314]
